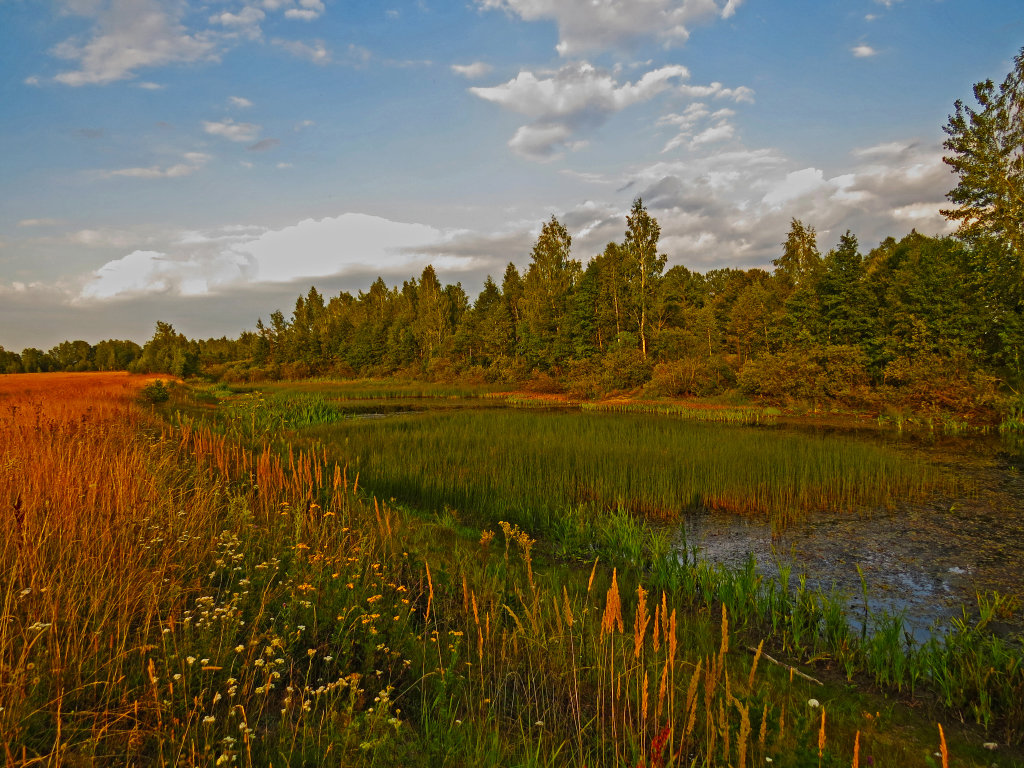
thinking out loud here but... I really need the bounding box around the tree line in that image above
[187,208,1015,415]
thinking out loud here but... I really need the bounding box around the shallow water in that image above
[677,434,1024,643]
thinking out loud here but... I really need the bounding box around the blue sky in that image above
[0,0,1021,349]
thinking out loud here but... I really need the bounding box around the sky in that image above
[0,0,1021,350]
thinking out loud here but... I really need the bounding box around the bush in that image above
[738,345,869,404]
[600,347,652,392]
[644,356,728,398]
[140,380,170,404]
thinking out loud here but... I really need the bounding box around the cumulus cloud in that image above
[851,44,878,58]
[285,0,326,21]
[761,167,828,208]
[53,0,216,86]
[209,5,265,39]
[77,213,483,300]
[81,248,258,299]
[101,151,211,179]
[475,0,743,55]
[452,61,493,79]
[204,118,261,142]
[470,62,691,158]
[229,96,254,108]
[596,138,956,271]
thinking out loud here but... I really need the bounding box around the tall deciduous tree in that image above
[942,47,1024,281]
[773,219,822,289]
[623,198,666,358]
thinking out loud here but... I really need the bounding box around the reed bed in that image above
[2,374,1018,765]
[581,401,779,425]
[301,409,948,532]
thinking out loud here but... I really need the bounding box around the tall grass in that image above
[301,409,948,532]
[581,401,779,425]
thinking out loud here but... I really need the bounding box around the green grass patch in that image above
[302,408,949,533]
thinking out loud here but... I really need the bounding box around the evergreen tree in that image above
[519,216,580,367]
[817,231,876,350]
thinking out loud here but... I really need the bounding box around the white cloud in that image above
[53,0,216,86]
[452,61,493,79]
[761,167,828,207]
[851,44,878,58]
[238,213,456,283]
[102,151,211,179]
[67,228,143,248]
[229,95,254,108]
[660,104,740,152]
[601,138,956,272]
[285,0,326,22]
[81,248,257,299]
[24,75,42,86]
[210,5,265,39]
[136,81,163,89]
[78,213,480,299]
[470,61,691,158]
[272,37,332,63]
[475,0,742,55]
[690,122,735,146]
[204,118,261,142]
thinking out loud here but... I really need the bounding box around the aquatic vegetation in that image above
[299,407,949,532]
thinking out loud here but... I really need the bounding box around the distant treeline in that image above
[0,338,142,375]
[3,203,1020,416]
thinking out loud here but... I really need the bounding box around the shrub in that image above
[140,379,170,404]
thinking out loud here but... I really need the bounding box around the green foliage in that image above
[132,321,200,377]
[140,379,171,404]
[943,47,1024,278]
[737,345,870,404]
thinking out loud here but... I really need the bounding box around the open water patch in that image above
[678,488,1024,644]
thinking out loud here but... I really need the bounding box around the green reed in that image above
[304,409,948,533]
[581,400,780,425]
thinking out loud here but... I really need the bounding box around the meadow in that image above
[1,373,1022,766]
